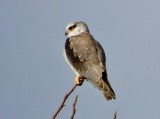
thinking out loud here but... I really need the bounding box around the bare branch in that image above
[52,84,77,119]
[71,95,78,119]
[113,110,117,119]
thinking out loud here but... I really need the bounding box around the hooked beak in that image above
[65,31,68,36]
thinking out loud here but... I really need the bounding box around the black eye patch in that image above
[68,25,76,30]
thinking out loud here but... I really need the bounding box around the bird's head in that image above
[65,21,89,37]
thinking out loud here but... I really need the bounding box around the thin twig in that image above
[52,84,78,119]
[71,95,78,119]
[113,110,117,119]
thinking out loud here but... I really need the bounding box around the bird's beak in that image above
[65,31,68,36]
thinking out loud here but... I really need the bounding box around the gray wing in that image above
[65,33,105,81]
[65,33,115,100]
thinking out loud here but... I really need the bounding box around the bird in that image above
[64,21,116,100]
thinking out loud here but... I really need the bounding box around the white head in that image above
[65,21,89,37]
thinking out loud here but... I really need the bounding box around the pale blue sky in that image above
[0,0,160,119]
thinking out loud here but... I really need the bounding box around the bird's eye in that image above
[68,25,76,30]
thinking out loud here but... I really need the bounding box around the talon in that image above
[74,75,85,86]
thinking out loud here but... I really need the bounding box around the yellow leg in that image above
[74,75,85,86]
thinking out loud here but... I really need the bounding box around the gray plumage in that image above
[64,21,115,100]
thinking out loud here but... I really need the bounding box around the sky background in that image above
[0,0,160,119]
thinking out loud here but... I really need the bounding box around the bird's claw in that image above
[74,76,85,86]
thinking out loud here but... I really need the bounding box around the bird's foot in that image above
[74,75,85,86]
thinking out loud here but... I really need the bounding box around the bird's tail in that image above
[96,79,116,100]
